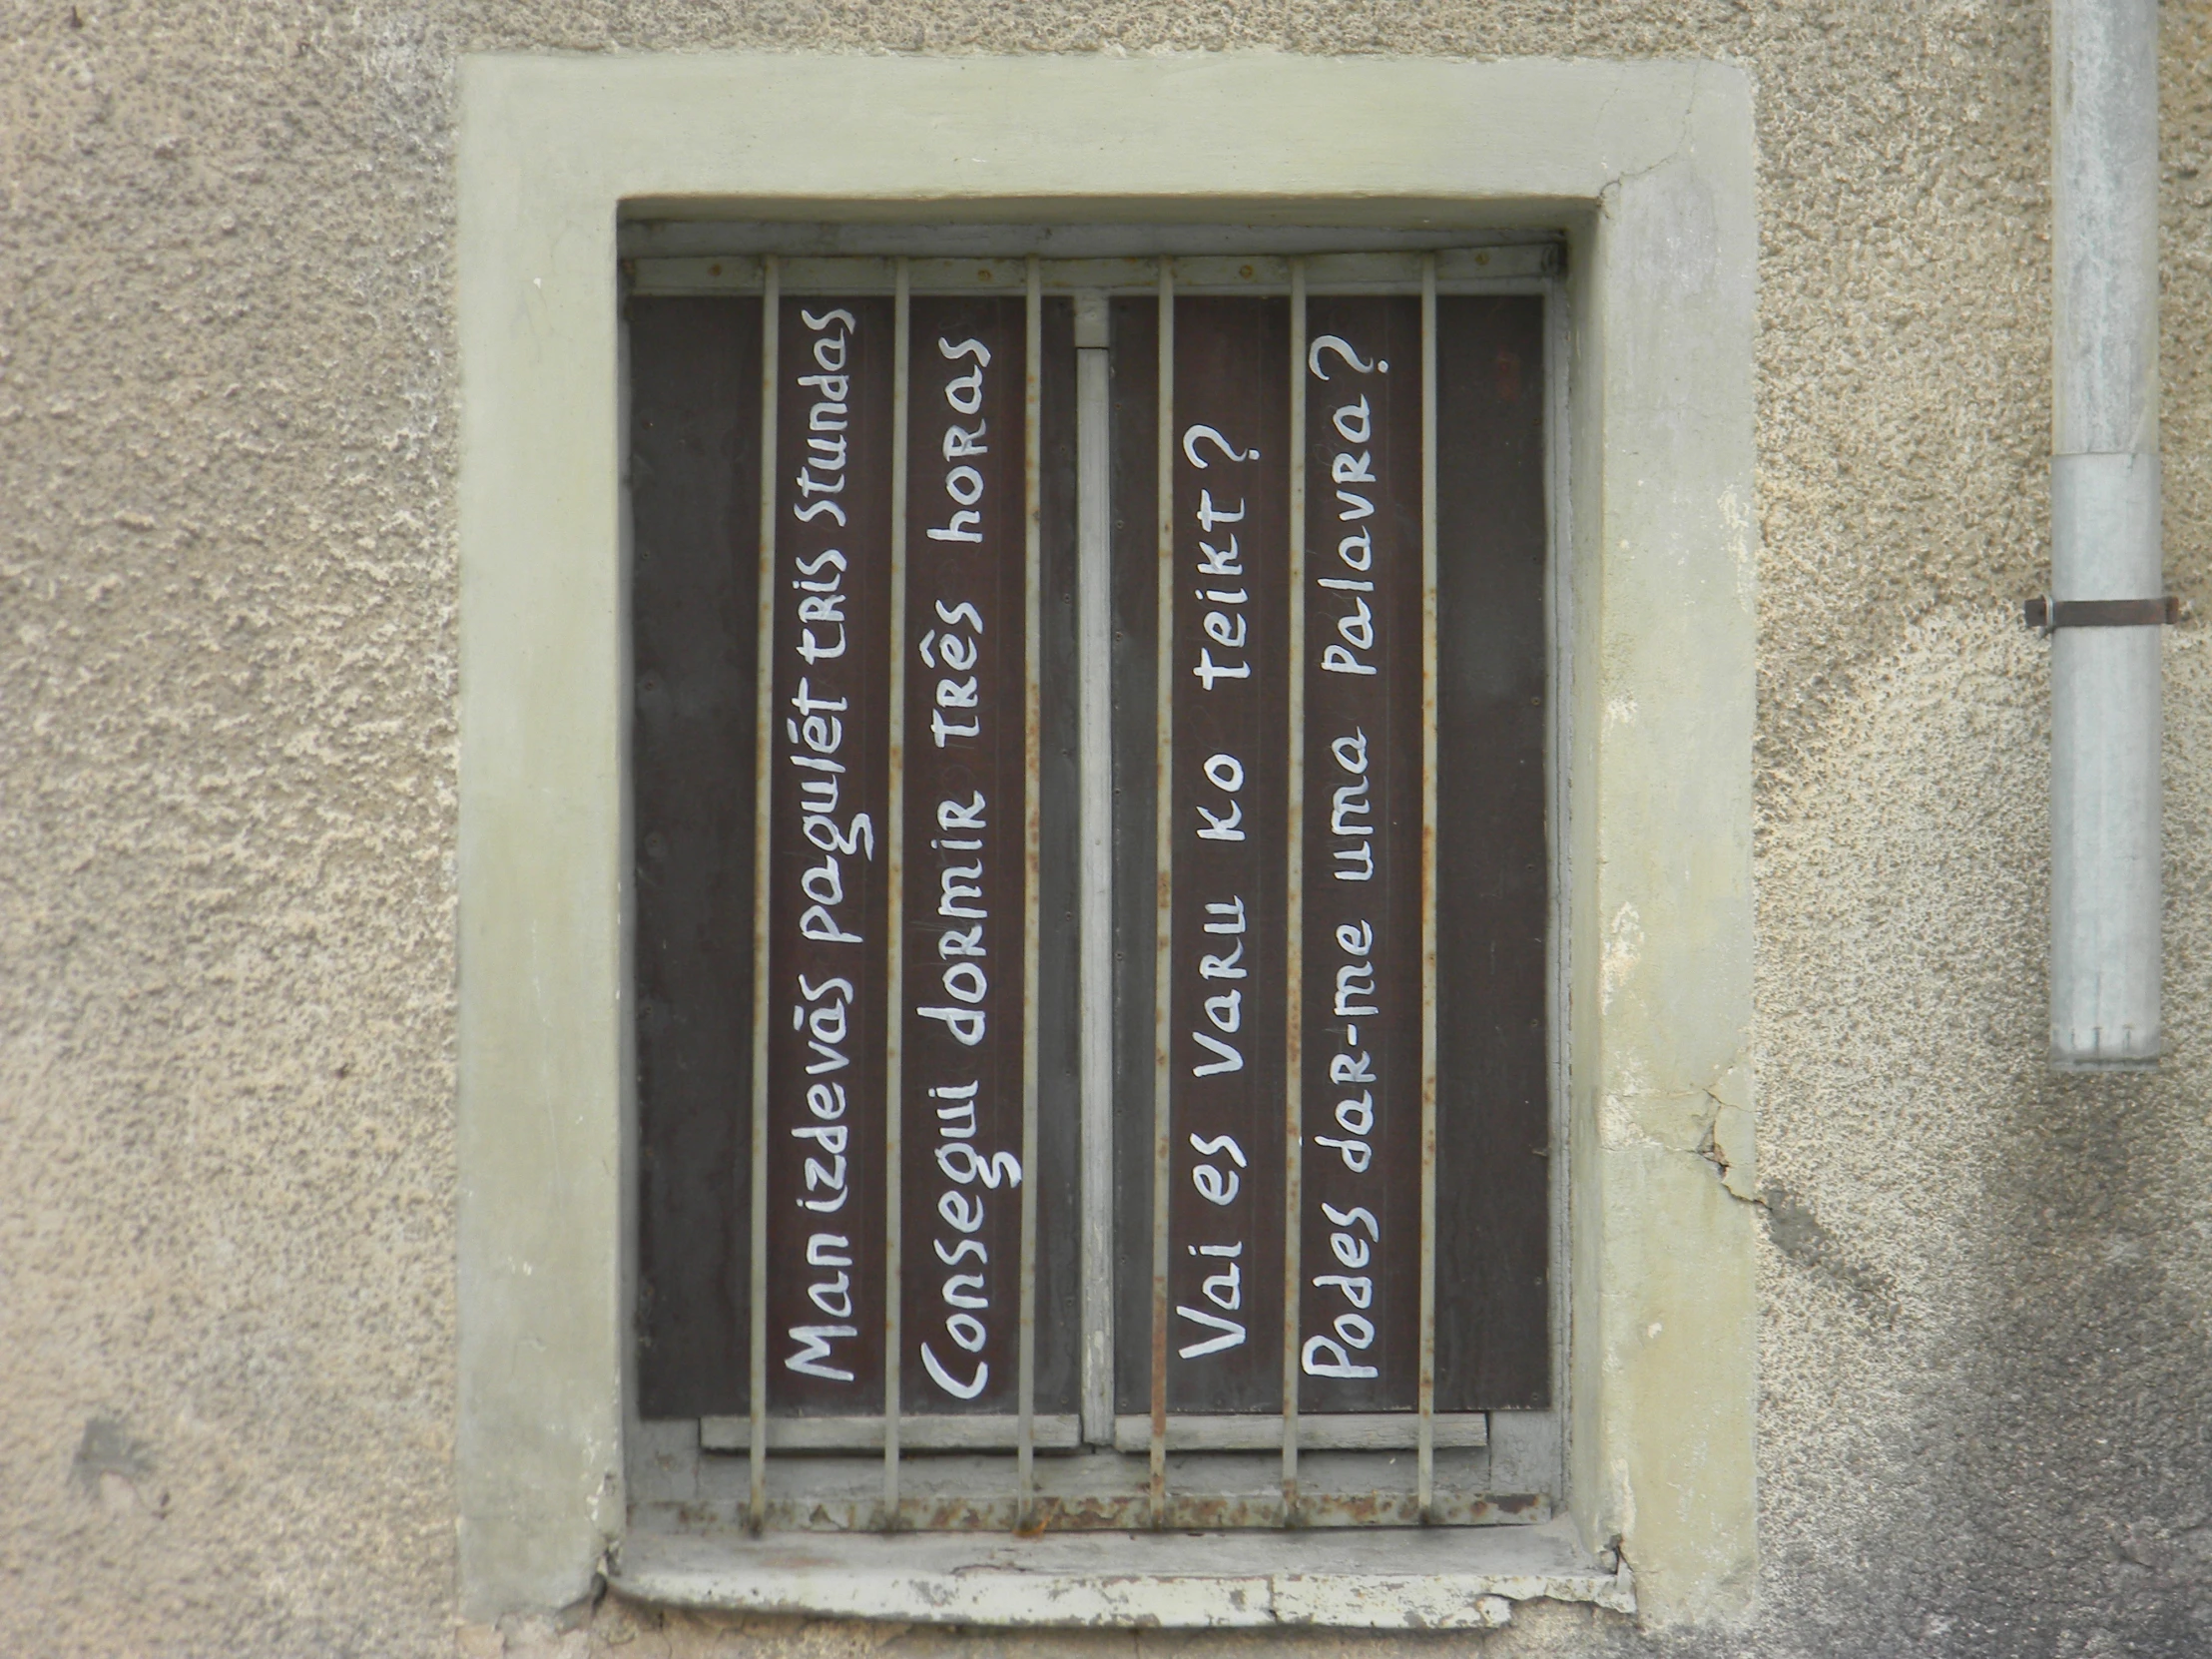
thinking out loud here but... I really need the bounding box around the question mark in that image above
[1181,424,1260,468]
[1308,335,1389,379]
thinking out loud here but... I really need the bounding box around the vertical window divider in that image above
[1016,255,1044,1528]
[1415,252,1440,1521]
[882,256,911,1529]
[1148,258,1176,1526]
[747,254,782,1534]
[1073,293,1116,1450]
[1281,257,1308,1523]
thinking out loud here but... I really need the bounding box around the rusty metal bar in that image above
[1016,256,1045,1528]
[1281,257,1307,1523]
[1149,259,1176,1527]
[1074,293,1116,1447]
[628,246,1563,297]
[882,258,911,1529]
[709,1452,1540,1536]
[1111,1411,1487,1452]
[1416,253,1439,1519]
[705,1413,1083,1452]
[747,256,782,1533]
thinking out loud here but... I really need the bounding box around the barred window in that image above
[629,236,1558,1534]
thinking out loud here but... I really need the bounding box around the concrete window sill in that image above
[610,1519,1633,1630]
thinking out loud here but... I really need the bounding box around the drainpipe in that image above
[2045,0,2165,1069]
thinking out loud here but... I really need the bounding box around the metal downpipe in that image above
[2049,0,2163,1069]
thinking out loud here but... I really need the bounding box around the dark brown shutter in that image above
[630,295,762,1418]
[631,275,1549,1432]
[1433,294,1551,1409]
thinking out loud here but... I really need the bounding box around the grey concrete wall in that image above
[2,4,2208,1657]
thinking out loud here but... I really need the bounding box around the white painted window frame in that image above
[457,51,1756,1633]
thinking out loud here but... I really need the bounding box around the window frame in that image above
[623,244,1562,1490]
[458,51,1756,1632]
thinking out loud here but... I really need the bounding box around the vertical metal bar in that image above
[747,257,781,1533]
[1017,255,1045,1528]
[882,258,911,1528]
[1415,253,1439,1520]
[1544,275,1575,1519]
[1281,258,1307,1522]
[1074,294,1116,1447]
[1148,259,1176,1526]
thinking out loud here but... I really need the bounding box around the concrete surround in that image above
[457,52,1756,1630]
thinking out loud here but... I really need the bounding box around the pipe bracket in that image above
[2021,594,2179,635]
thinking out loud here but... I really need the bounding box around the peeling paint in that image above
[1599,902,1644,1012]
[1718,484,1755,613]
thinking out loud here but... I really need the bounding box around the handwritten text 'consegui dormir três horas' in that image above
[914,331,1023,1403]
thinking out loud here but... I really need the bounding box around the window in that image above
[456,50,1755,1630]
[627,237,1559,1532]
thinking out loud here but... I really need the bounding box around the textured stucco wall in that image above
[2,3,2209,1658]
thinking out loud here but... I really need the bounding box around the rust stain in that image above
[1493,348,1522,403]
[736,1483,1549,1536]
